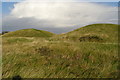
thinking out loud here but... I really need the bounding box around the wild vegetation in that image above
[2,24,119,78]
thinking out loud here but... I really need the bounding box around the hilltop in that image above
[3,29,55,37]
[58,24,118,43]
[2,24,118,43]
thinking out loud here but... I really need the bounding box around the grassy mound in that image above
[3,29,54,37]
[59,24,118,43]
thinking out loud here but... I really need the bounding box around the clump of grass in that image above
[79,35,103,42]
[35,46,53,56]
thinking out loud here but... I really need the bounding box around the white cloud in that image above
[3,0,118,33]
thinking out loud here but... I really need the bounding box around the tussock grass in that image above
[2,37,118,78]
[2,24,119,78]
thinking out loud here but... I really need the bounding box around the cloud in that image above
[2,0,118,33]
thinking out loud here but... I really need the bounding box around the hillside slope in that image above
[3,29,55,37]
[2,24,119,78]
[59,24,118,43]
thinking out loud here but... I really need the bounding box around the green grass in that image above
[6,38,33,44]
[2,24,119,78]
[57,24,118,43]
[2,38,118,78]
[3,29,55,37]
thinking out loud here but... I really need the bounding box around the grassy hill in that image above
[57,24,118,43]
[2,24,119,78]
[3,29,55,37]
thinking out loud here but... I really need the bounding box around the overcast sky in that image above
[2,0,119,34]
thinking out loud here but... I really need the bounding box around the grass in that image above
[57,24,118,43]
[3,29,55,37]
[2,24,119,78]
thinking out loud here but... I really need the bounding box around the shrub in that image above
[79,35,103,42]
[2,31,9,35]
[35,46,53,56]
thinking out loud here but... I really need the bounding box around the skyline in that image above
[1,1,119,33]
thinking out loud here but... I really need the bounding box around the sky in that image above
[1,0,119,34]
[1,0,120,2]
